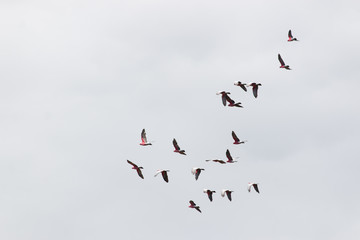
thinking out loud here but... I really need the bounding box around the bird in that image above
[232,131,247,145]
[225,94,243,108]
[205,159,226,164]
[248,183,260,193]
[173,138,186,155]
[189,200,201,213]
[216,91,231,106]
[127,160,144,179]
[234,81,247,92]
[192,167,205,180]
[247,83,262,98]
[226,149,237,163]
[139,129,152,146]
[278,54,291,70]
[154,170,170,183]
[288,30,298,42]
[203,189,216,202]
[221,189,233,201]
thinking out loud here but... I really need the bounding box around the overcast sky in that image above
[1,0,360,239]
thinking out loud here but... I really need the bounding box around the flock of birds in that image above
[127,30,298,213]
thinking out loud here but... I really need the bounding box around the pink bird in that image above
[225,94,243,108]
[127,160,144,179]
[248,183,260,193]
[232,131,247,145]
[203,189,216,202]
[221,189,234,201]
[154,170,170,183]
[173,138,186,155]
[226,149,237,163]
[189,200,201,213]
[247,83,262,98]
[139,129,152,146]
[234,81,247,92]
[288,30,298,42]
[278,54,291,70]
[216,91,231,106]
[192,167,205,180]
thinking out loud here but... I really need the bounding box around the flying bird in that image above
[173,138,186,155]
[226,149,237,163]
[192,167,205,180]
[232,131,247,145]
[154,170,170,183]
[288,30,298,42]
[247,83,262,98]
[248,183,260,193]
[278,54,291,70]
[234,81,247,92]
[205,159,226,164]
[140,129,152,146]
[127,160,144,179]
[225,95,243,108]
[203,189,216,202]
[189,200,201,213]
[221,189,233,201]
[216,91,231,106]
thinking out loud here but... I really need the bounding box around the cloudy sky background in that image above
[1,0,360,239]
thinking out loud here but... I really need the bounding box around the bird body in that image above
[278,54,291,70]
[232,131,247,145]
[216,91,231,106]
[248,83,262,98]
[173,138,186,155]
[221,189,233,201]
[189,200,201,213]
[192,167,205,180]
[234,81,247,92]
[203,189,216,202]
[140,129,152,146]
[225,94,243,108]
[288,30,298,41]
[226,149,237,163]
[127,160,144,179]
[248,183,260,193]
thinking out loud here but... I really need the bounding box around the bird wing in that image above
[154,170,161,177]
[278,54,285,66]
[195,207,202,213]
[226,191,232,201]
[221,189,226,197]
[248,184,252,192]
[173,138,180,150]
[226,149,233,161]
[288,30,293,38]
[252,85,258,98]
[208,191,213,201]
[253,184,260,193]
[189,200,196,206]
[240,83,247,92]
[141,129,147,143]
[127,160,137,168]
[137,168,144,179]
[232,131,240,142]
[221,94,227,106]
[225,95,235,104]
[195,169,201,180]
[162,171,169,183]
[214,159,226,164]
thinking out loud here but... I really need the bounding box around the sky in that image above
[1,0,360,239]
